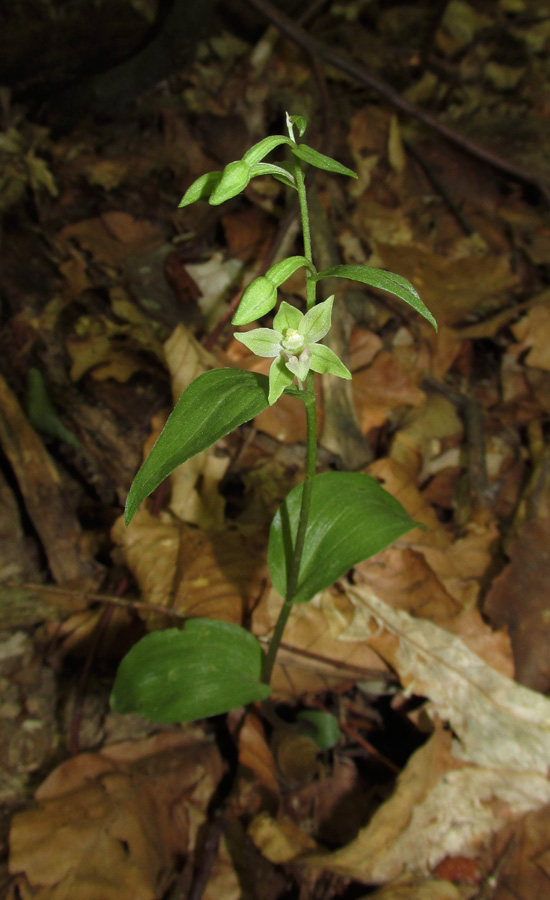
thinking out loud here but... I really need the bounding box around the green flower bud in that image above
[209,160,251,205]
[232,276,277,326]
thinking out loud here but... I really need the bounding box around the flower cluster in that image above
[234,296,351,404]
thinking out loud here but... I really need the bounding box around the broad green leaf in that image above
[179,171,222,208]
[243,135,292,167]
[273,300,303,332]
[232,276,277,325]
[268,472,419,604]
[314,264,437,330]
[296,710,340,750]
[268,356,295,404]
[110,620,270,723]
[289,115,308,137]
[299,295,333,343]
[266,255,314,287]
[309,343,351,379]
[209,160,250,205]
[249,162,297,189]
[125,369,269,524]
[233,327,282,357]
[292,144,357,178]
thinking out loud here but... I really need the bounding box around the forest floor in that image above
[2,1,550,898]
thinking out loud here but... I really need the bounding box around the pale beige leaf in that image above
[343,584,550,772]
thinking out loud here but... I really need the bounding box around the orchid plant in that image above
[111,114,436,724]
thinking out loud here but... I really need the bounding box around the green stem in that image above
[262,144,319,685]
[295,165,316,312]
[262,391,317,683]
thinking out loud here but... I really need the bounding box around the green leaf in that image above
[243,135,292,167]
[268,356,295,404]
[110,620,271,723]
[268,472,419,604]
[273,300,303,332]
[309,343,351,379]
[266,255,314,287]
[299,295,333,343]
[314,264,437,331]
[248,162,297,189]
[125,369,269,524]
[289,115,308,137]
[296,710,340,750]
[179,171,222,208]
[233,327,282,357]
[232,276,278,326]
[209,160,251,205]
[292,144,357,178]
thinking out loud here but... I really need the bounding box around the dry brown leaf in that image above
[485,519,550,692]
[113,511,265,625]
[9,733,223,900]
[59,212,164,269]
[389,394,463,480]
[364,458,499,608]
[235,711,279,800]
[510,300,550,371]
[342,585,549,773]
[487,803,550,899]
[252,587,387,700]
[353,351,425,433]
[249,812,317,864]
[363,874,476,899]
[299,586,550,881]
[372,243,518,326]
[0,372,99,585]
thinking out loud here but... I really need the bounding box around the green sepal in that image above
[243,135,292,167]
[268,471,419,604]
[249,162,297,189]
[268,356,295,405]
[273,300,303,332]
[179,171,222,208]
[292,144,357,178]
[314,264,437,331]
[110,620,271,723]
[298,295,333,343]
[209,160,251,205]
[125,369,270,525]
[233,328,282,358]
[289,115,308,137]
[232,276,277,326]
[309,343,351,379]
[266,255,314,287]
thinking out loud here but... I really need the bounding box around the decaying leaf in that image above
[303,586,550,882]
[9,732,223,900]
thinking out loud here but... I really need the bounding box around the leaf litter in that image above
[2,1,550,898]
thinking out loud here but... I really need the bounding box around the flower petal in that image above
[273,301,303,333]
[268,357,295,404]
[233,328,282,358]
[299,295,334,344]
[309,343,352,379]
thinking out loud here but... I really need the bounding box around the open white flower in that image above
[233,296,351,404]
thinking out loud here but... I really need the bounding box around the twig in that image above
[243,0,550,204]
